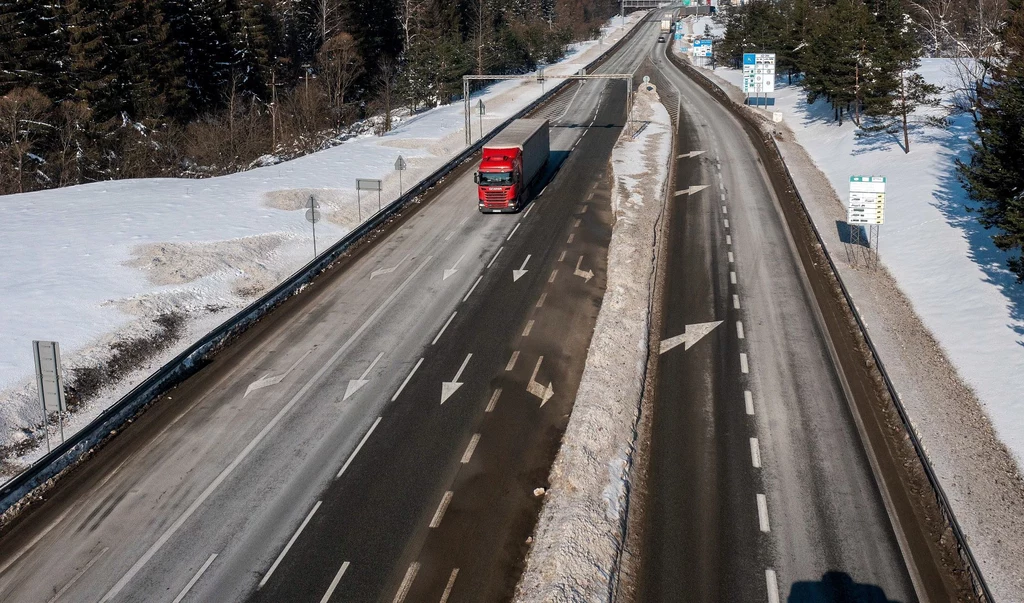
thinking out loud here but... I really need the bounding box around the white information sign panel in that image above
[742,53,776,93]
[848,176,886,225]
[33,340,66,413]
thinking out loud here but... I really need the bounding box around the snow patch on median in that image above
[515,88,672,601]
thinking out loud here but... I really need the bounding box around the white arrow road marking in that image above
[526,356,555,406]
[245,349,313,397]
[673,185,710,197]
[676,150,706,159]
[573,256,594,282]
[443,254,465,280]
[343,352,384,401]
[441,353,473,404]
[513,255,531,282]
[370,253,410,279]
[659,321,723,354]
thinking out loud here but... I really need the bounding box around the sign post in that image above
[33,340,66,451]
[395,156,407,197]
[356,178,383,222]
[477,100,485,140]
[847,175,886,267]
[305,196,320,257]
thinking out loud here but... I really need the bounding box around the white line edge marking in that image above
[726,234,732,245]
[728,251,734,263]
[486,388,502,412]
[567,233,575,244]
[459,216,469,226]
[259,500,322,589]
[507,223,521,241]
[461,434,481,464]
[319,561,351,603]
[724,218,730,229]
[439,568,460,603]
[393,562,420,603]
[523,204,534,218]
[392,358,424,402]
[505,351,519,371]
[722,205,728,214]
[171,553,217,603]
[733,294,740,309]
[736,321,745,339]
[573,218,581,228]
[740,353,749,374]
[100,256,434,602]
[433,311,458,345]
[487,247,503,269]
[548,270,558,283]
[463,276,483,302]
[337,416,383,479]
[558,250,566,262]
[730,271,737,284]
[430,491,454,528]
[523,320,535,337]
[47,546,109,603]
[536,292,547,308]
[744,390,754,415]
[757,493,770,532]
[750,437,762,468]
[444,230,455,241]
[766,569,780,603]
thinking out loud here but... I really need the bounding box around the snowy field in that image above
[0,12,645,473]
[677,18,1024,470]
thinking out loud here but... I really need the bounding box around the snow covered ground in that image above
[676,18,1024,596]
[0,12,645,476]
[516,85,671,602]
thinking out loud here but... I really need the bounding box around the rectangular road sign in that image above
[33,340,66,413]
[356,178,382,191]
[742,53,775,93]
[848,176,886,225]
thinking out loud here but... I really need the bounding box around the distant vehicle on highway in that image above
[476,118,550,213]
[658,35,666,43]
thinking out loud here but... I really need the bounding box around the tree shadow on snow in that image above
[930,113,1024,346]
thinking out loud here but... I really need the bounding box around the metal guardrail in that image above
[664,49,994,602]
[0,11,651,520]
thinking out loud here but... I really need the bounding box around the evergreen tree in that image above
[163,0,234,117]
[0,0,69,99]
[957,0,1024,282]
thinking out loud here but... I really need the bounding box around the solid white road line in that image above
[392,358,424,402]
[171,553,217,603]
[736,321,745,339]
[548,270,558,283]
[47,546,109,603]
[536,292,547,308]
[259,501,322,589]
[430,491,454,528]
[733,294,740,309]
[523,320,535,337]
[101,256,434,602]
[765,569,781,603]
[507,223,521,241]
[337,416,382,479]
[319,561,351,603]
[463,276,483,302]
[506,351,519,371]
[740,353,749,374]
[487,247,503,268]
[750,437,762,468]
[461,434,481,464]
[745,391,754,415]
[757,494,770,532]
[439,568,460,603]
[728,251,734,263]
[730,271,737,284]
[486,388,502,412]
[393,563,420,603]
[433,312,458,345]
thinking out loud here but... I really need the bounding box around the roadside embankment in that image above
[514,86,672,601]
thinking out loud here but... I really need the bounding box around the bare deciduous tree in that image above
[0,87,52,193]
[318,31,364,126]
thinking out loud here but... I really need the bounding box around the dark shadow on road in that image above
[788,571,903,603]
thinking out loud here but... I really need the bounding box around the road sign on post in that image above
[356,178,383,221]
[395,156,407,196]
[33,340,66,451]
[847,175,885,267]
[742,53,776,106]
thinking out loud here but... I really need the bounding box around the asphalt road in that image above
[636,35,918,603]
[0,18,662,603]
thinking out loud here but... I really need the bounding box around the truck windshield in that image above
[479,171,513,184]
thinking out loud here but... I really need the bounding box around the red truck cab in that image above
[477,149,522,211]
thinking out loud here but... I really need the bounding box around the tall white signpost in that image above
[742,53,775,107]
[847,175,886,266]
[33,340,66,452]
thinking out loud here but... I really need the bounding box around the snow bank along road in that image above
[634,38,932,602]
[0,17,662,603]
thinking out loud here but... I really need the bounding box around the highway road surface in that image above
[0,16,662,603]
[635,27,918,603]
